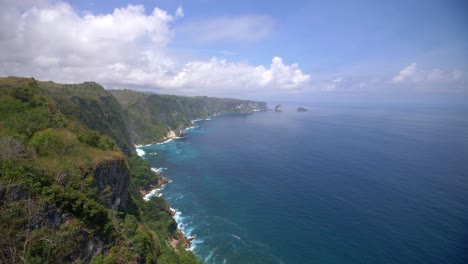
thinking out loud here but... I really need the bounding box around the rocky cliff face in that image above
[39,81,134,155]
[111,90,268,144]
[93,159,130,211]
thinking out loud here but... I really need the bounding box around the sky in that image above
[0,0,467,103]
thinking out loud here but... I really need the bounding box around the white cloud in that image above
[176,15,274,43]
[391,63,467,87]
[175,6,184,19]
[317,77,343,92]
[392,63,417,83]
[0,1,310,95]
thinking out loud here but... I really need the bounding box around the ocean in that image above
[138,103,468,264]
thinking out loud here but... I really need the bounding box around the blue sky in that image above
[1,0,467,103]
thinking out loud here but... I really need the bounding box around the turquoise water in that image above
[139,104,468,264]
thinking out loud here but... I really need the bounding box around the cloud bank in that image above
[0,1,310,95]
[391,63,467,89]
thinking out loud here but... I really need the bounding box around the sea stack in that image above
[297,107,308,112]
[275,105,283,112]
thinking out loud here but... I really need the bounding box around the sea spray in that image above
[135,148,145,157]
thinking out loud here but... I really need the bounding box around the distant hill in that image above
[111,90,267,145]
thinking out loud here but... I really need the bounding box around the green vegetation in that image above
[0,77,266,263]
[0,77,201,264]
[39,81,134,155]
[111,90,267,144]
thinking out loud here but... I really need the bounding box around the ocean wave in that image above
[136,148,145,157]
[157,138,174,145]
[151,167,163,173]
[170,207,203,252]
[156,136,184,145]
[134,143,153,147]
[143,177,172,201]
[204,247,218,263]
[143,188,162,201]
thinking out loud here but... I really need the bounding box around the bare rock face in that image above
[179,129,187,138]
[275,105,283,112]
[93,159,130,211]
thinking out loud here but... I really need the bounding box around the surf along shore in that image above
[135,120,205,251]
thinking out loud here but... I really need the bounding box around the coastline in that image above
[135,124,199,147]
[134,122,200,251]
[134,113,263,254]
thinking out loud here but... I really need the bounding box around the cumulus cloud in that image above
[0,0,310,95]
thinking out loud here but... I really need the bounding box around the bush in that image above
[29,129,62,156]
[78,130,116,151]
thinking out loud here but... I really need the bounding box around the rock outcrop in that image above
[92,159,130,211]
[275,105,283,112]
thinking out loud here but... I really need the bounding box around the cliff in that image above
[93,159,130,211]
[0,77,201,263]
[1,77,265,263]
[39,81,134,155]
[111,90,268,144]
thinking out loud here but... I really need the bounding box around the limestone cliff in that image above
[111,90,268,144]
[93,158,130,211]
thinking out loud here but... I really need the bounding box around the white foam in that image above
[168,207,203,251]
[204,247,218,263]
[151,167,163,173]
[143,188,162,201]
[143,178,172,201]
[134,143,153,147]
[157,138,174,145]
[136,148,145,157]
[156,136,183,145]
[231,234,241,240]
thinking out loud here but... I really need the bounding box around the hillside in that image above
[111,90,267,144]
[0,77,201,263]
[38,81,135,155]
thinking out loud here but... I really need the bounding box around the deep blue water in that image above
[139,104,468,264]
